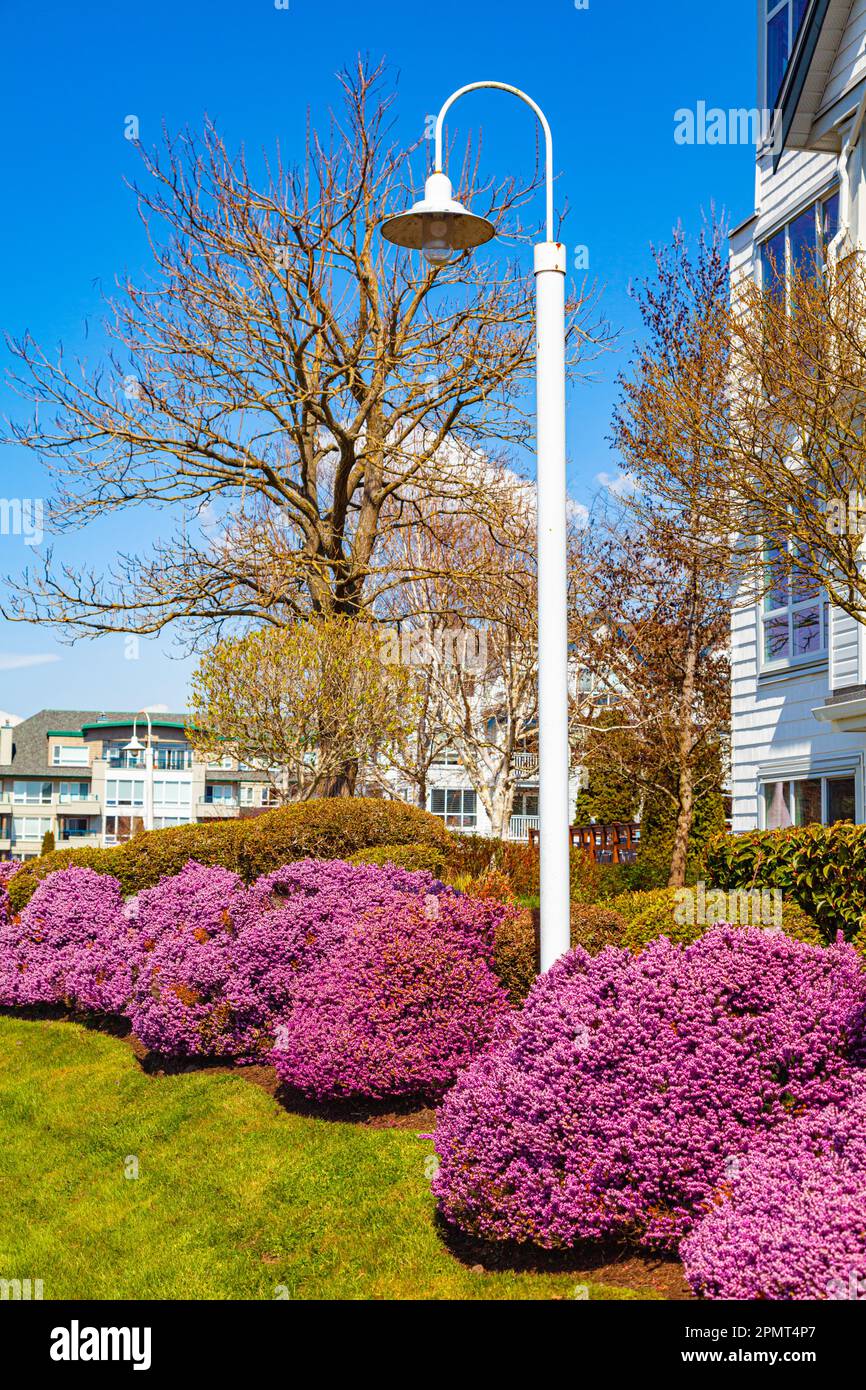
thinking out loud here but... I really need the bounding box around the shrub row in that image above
[704,824,866,940]
[433,927,866,1255]
[0,857,512,1101]
[6,798,450,914]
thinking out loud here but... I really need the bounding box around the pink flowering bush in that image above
[0,861,20,929]
[229,859,500,1048]
[682,1079,866,1300]
[432,927,866,1251]
[0,865,126,1008]
[127,861,250,1056]
[271,897,512,1101]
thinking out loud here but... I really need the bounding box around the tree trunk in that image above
[668,767,695,889]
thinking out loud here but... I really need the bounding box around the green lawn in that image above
[0,1015,648,1301]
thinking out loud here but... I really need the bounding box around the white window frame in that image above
[429,787,477,831]
[759,768,861,829]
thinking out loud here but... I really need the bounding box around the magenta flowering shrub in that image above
[127,861,250,1056]
[0,861,20,929]
[227,859,495,1048]
[0,865,126,1008]
[682,1080,866,1300]
[432,927,866,1251]
[271,899,512,1101]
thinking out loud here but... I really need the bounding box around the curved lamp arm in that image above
[433,81,555,243]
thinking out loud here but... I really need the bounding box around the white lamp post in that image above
[380,82,571,971]
[123,710,154,834]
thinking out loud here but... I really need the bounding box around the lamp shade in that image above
[380,173,495,263]
[123,734,146,753]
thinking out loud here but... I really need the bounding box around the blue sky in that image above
[0,0,757,717]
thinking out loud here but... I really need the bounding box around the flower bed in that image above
[432,927,866,1251]
[682,1079,866,1300]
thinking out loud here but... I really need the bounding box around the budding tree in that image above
[187,617,415,800]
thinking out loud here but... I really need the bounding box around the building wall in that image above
[729,3,866,832]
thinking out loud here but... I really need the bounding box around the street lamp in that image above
[380,81,571,971]
[123,710,154,835]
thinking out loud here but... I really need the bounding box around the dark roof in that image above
[0,709,188,777]
[0,709,272,783]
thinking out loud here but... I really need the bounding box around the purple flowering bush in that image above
[0,861,20,929]
[0,865,126,1008]
[432,927,866,1251]
[226,859,500,1050]
[271,897,512,1101]
[682,1079,866,1300]
[127,861,250,1056]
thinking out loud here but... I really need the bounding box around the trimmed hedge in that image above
[348,842,448,875]
[6,798,451,914]
[704,825,865,941]
[609,887,822,952]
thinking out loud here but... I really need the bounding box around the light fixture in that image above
[380,172,495,264]
[379,82,571,974]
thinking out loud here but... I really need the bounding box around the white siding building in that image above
[730,0,866,832]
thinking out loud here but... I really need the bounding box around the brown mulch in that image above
[1,1003,693,1298]
[437,1215,692,1299]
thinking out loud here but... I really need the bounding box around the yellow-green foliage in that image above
[609,887,823,952]
[348,843,448,876]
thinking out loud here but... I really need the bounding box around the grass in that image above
[0,1015,650,1301]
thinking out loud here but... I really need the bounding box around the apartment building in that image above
[0,710,276,861]
[729,0,866,831]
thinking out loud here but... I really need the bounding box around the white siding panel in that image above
[819,0,866,114]
[830,605,861,689]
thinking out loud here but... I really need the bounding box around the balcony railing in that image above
[508,814,540,842]
[512,753,539,777]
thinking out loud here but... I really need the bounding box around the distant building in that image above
[0,710,276,862]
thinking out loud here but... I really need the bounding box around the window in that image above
[431,748,461,767]
[429,787,477,831]
[764,774,856,828]
[12,816,52,841]
[152,781,192,807]
[107,743,144,769]
[104,814,144,844]
[762,539,828,667]
[260,787,280,807]
[207,756,234,771]
[766,0,809,103]
[12,781,52,805]
[205,784,236,805]
[105,779,145,808]
[59,782,91,803]
[153,745,192,771]
[60,818,91,840]
[240,786,254,806]
[759,191,840,294]
[52,745,89,767]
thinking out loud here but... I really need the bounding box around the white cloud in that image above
[0,653,61,671]
[596,470,637,498]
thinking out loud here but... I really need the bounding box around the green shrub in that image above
[7,797,450,913]
[349,842,448,875]
[570,904,627,954]
[492,909,538,1005]
[609,885,824,953]
[704,825,861,941]
[490,904,627,1006]
[40,830,56,857]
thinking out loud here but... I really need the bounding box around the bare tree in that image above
[3,58,607,645]
[572,221,731,886]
